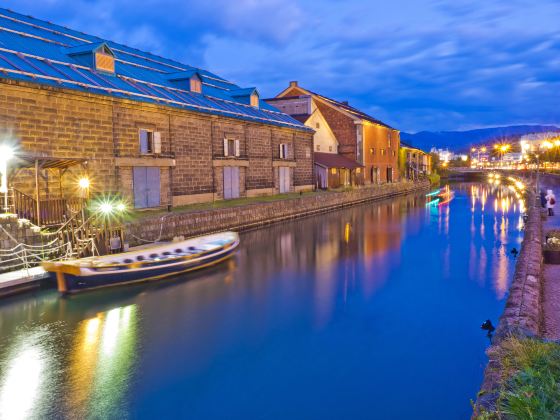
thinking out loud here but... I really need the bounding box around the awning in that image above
[12,154,88,169]
[314,152,363,170]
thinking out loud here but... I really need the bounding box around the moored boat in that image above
[42,232,240,294]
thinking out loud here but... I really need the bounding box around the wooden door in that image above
[279,167,290,193]
[223,167,240,199]
[133,167,160,208]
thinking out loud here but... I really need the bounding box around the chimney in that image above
[289,81,298,87]
[341,101,349,105]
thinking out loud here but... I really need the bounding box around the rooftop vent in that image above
[230,88,260,108]
[65,42,115,74]
[166,70,202,93]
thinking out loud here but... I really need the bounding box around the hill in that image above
[401,125,560,152]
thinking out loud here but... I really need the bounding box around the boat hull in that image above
[43,232,240,294]
[60,246,236,293]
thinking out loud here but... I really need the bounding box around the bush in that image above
[475,337,560,419]
[428,172,441,186]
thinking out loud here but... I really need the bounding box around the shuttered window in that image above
[224,138,240,157]
[279,143,289,159]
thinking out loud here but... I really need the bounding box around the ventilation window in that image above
[190,77,202,93]
[95,45,115,73]
[316,122,320,129]
[250,93,259,108]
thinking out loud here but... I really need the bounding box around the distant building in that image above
[503,152,523,163]
[268,81,400,185]
[430,148,455,163]
[399,144,431,180]
[265,93,362,188]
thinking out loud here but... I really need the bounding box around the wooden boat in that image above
[42,232,240,294]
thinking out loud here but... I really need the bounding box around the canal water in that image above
[0,182,524,419]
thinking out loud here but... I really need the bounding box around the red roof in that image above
[314,152,363,169]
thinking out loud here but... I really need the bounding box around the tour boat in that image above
[42,232,240,294]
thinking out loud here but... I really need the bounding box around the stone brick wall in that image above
[363,124,400,183]
[0,78,313,208]
[475,193,543,413]
[125,180,430,246]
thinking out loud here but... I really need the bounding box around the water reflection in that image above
[0,183,524,419]
[66,304,138,418]
[0,331,47,420]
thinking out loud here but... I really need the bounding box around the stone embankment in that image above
[475,194,543,413]
[125,180,430,245]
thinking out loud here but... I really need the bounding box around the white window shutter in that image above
[224,138,229,157]
[235,139,240,157]
[153,132,162,154]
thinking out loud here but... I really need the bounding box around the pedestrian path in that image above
[541,174,560,339]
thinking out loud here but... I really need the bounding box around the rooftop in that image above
[0,8,311,131]
[273,84,394,130]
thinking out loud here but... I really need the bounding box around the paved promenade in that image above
[540,173,560,340]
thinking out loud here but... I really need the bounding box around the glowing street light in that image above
[99,202,113,215]
[0,144,14,213]
[78,177,90,190]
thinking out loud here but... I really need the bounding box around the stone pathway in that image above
[543,264,560,339]
[541,173,560,340]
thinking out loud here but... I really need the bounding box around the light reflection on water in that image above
[0,182,524,419]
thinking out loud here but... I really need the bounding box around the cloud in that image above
[2,0,559,131]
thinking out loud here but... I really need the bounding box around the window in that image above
[94,45,115,73]
[331,168,337,174]
[381,149,386,156]
[370,148,375,155]
[392,150,396,157]
[95,52,115,73]
[224,138,240,157]
[329,146,332,152]
[190,78,202,93]
[316,145,321,151]
[316,122,320,129]
[250,93,259,108]
[305,147,311,158]
[279,143,289,159]
[387,132,392,148]
[140,129,154,154]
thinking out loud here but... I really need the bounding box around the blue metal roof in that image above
[0,8,312,131]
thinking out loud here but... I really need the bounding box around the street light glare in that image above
[99,202,113,214]
[0,145,14,161]
[78,177,90,189]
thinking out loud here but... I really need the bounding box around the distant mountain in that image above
[401,125,560,152]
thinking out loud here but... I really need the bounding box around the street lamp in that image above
[0,145,14,213]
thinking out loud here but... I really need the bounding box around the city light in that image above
[78,177,90,190]
[0,144,14,212]
[99,202,113,215]
[116,203,127,212]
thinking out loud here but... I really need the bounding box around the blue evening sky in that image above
[3,0,559,132]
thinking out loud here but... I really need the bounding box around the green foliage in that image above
[475,337,560,419]
[428,171,441,186]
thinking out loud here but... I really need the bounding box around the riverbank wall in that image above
[474,193,544,413]
[125,180,430,246]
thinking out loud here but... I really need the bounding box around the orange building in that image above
[270,82,400,184]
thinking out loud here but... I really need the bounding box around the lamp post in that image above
[0,145,14,213]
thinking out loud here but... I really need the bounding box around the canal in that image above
[0,182,524,419]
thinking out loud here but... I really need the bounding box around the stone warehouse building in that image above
[269,82,400,185]
[0,9,313,224]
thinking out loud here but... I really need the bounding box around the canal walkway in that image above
[541,173,560,340]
